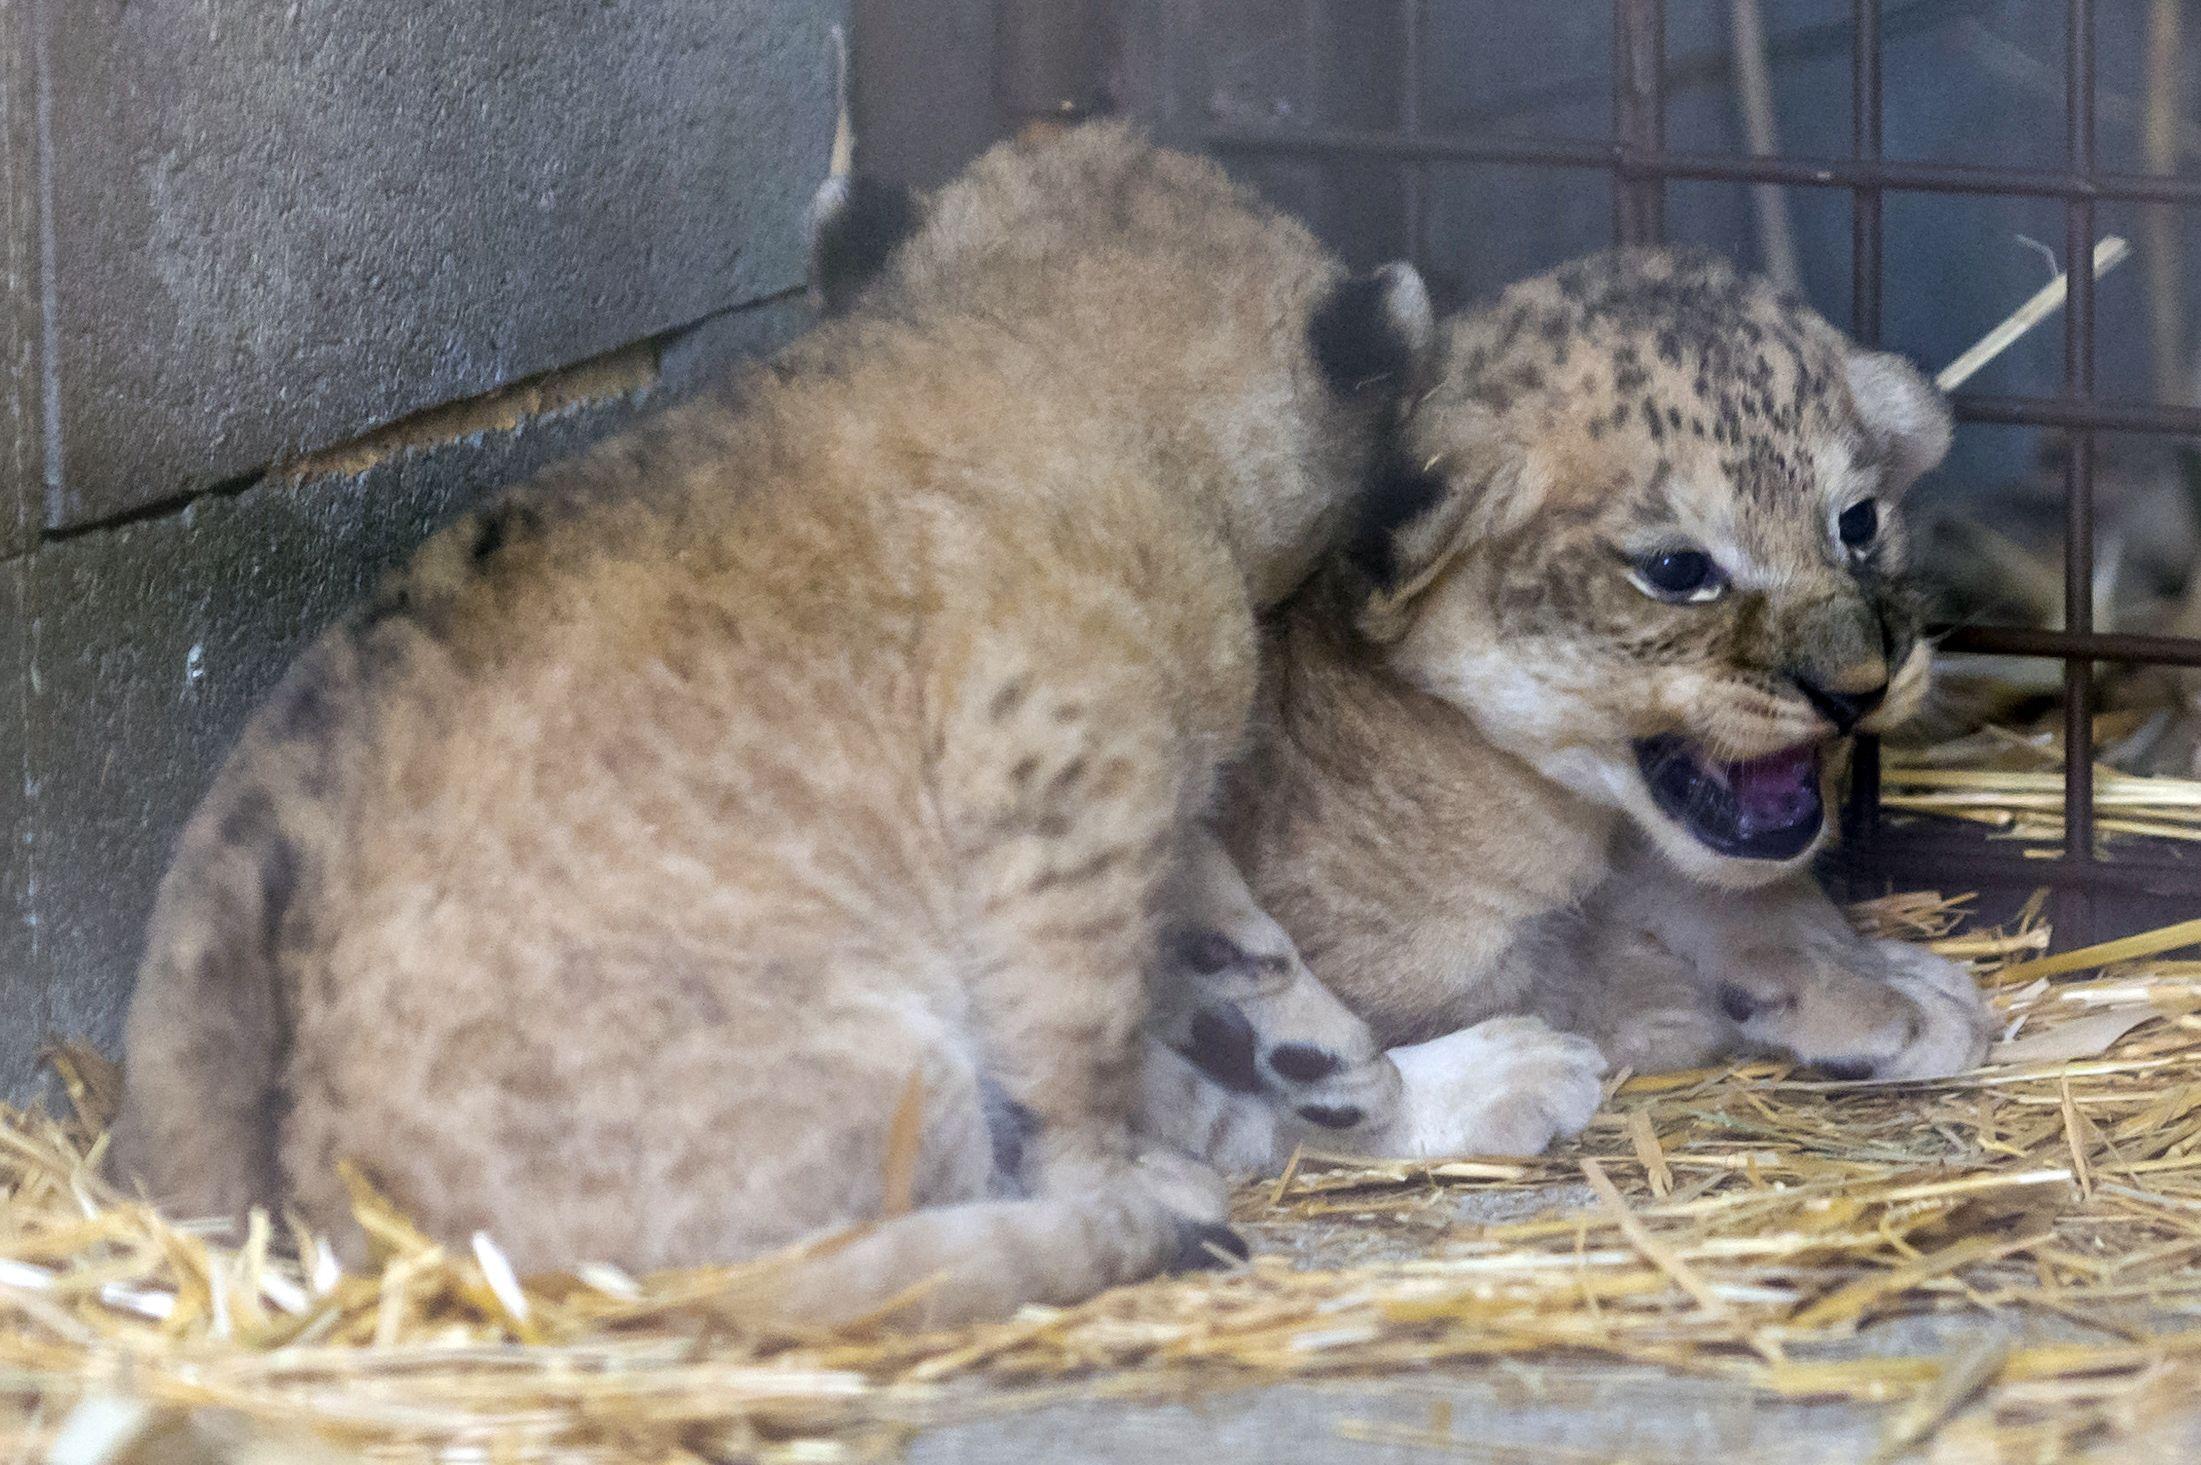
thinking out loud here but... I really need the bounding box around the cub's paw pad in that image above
[1168,1219,1251,1273]
[1166,919,1398,1129]
[1275,1046,1401,1137]
[1268,1042,1342,1083]
[1295,1102,1365,1130]
[1184,1004,1263,1094]
[1812,1057,1875,1083]
[1174,929,1248,977]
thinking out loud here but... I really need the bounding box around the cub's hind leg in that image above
[929,593,1239,1231]
[112,782,296,1224]
[276,934,1228,1328]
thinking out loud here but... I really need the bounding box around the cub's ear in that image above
[808,173,926,315]
[1333,446,1490,646]
[1308,261,1436,399]
[1342,450,1449,600]
[1846,348,1951,494]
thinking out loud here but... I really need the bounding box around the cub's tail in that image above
[108,631,368,1224]
[730,1184,1242,1334]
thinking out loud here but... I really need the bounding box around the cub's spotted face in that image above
[1353,248,1950,886]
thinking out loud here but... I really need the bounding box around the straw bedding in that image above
[10,784,2201,1461]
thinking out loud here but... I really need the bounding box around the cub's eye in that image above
[1837,498,1880,550]
[1630,548,1725,603]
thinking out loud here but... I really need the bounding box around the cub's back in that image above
[108,123,1428,1288]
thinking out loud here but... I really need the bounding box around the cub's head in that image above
[804,132,1438,605]
[1346,248,1949,887]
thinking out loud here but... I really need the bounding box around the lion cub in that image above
[109,122,1437,1327]
[1222,248,1994,1125]
[1131,250,1998,1176]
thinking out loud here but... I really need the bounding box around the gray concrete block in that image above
[1,3,40,561]
[902,1311,2198,1464]
[906,1377,1888,1465]
[23,294,813,1070]
[0,559,35,1098]
[44,0,842,528]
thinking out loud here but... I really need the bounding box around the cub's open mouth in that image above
[1632,735,1824,861]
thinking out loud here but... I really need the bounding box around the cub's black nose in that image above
[1792,676,1887,734]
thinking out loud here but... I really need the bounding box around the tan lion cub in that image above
[815,168,1616,1172]
[110,122,1437,1328]
[1219,248,1994,1144]
[1127,250,1998,1176]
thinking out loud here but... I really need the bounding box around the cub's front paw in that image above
[1862,941,1995,1080]
[1385,1016,1608,1159]
[1719,940,1992,1081]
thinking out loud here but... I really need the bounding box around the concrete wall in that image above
[2,0,841,1097]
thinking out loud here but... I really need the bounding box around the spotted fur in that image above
[1223,247,1993,1088]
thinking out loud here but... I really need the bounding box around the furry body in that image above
[110,124,1432,1324]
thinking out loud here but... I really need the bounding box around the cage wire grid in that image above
[1041,0,2201,950]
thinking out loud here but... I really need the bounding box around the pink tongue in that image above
[1726,746,1819,830]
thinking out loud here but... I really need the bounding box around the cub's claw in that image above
[1167,1219,1251,1272]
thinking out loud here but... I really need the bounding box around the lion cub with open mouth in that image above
[1194,247,1996,1167]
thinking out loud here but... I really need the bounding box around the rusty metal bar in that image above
[1852,833,2201,901]
[1641,151,2201,205]
[1210,127,1612,170]
[2056,0,2098,945]
[1613,0,1666,244]
[1935,624,2201,670]
[1205,126,2201,207]
[1954,394,2201,437]
[1850,0,1883,342]
[1844,0,1887,841]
